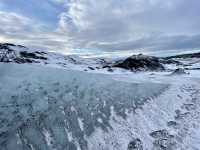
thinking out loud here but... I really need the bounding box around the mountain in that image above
[1,43,200,73]
[165,52,200,59]
[112,54,165,71]
[0,43,110,72]
[0,43,183,72]
[0,43,47,63]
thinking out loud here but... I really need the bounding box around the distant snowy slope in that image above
[0,43,109,71]
[1,43,200,73]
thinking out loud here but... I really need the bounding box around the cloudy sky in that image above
[0,0,199,55]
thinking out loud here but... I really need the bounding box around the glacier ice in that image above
[0,64,168,150]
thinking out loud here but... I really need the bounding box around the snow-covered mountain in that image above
[1,43,200,150]
[0,43,111,72]
[1,43,200,73]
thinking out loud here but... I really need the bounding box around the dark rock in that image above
[167,121,178,127]
[153,138,176,150]
[160,58,182,65]
[186,67,200,70]
[35,51,47,55]
[102,65,111,69]
[107,68,114,72]
[17,45,26,48]
[0,43,16,49]
[0,47,16,62]
[14,58,37,64]
[88,66,95,70]
[0,43,46,63]
[174,110,190,120]
[66,56,78,64]
[20,51,47,60]
[150,129,173,139]
[127,138,143,150]
[181,103,195,111]
[150,130,176,149]
[113,54,164,71]
[171,68,188,75]
[165,52,200,59]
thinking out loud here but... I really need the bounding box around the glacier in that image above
[1,63,200,150]
[0,63,167,150]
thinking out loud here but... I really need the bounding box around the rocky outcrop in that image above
[0,48,15,62]
[0,43,47,63]
[113,54,165,71]
[127,138,143,150]
[150,130,176,149]
[160,58,182,65]
[170,68,188,75]
[20,51,47,60]
[165,52,200,59]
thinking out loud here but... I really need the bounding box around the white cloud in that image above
[57,0,200,51]
[0,11,71,51]
[0,11,36,32]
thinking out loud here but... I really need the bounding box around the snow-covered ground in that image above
[88,72,200,150]
[0,61,200,150]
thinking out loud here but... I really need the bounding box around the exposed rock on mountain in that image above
[19,51,47,60]
[0,48,15,62]
[159,58,182,65]
[0,43,24,49]
[0,43,110,71]
[113,54,165,71]
[0,43,47,63]
[171,68,188,75]
[165,52,200,59]
[127,138,143,150]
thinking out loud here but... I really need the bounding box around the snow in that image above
[87,77,200,150]
[97,118,103,123]
[43,128,54,148]
[78,117,84,131]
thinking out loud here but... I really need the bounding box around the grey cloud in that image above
[92,34,200,52]
[58,0,200,52]
[0,11,70,51]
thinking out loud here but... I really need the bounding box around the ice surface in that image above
[86,72,200,150]
[0,64,167,150]
[1,63,200,150]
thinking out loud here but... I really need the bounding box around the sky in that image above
[0,0,200,55]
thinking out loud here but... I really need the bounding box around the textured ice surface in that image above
[0,64,168,150]
[86,74,200,150]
